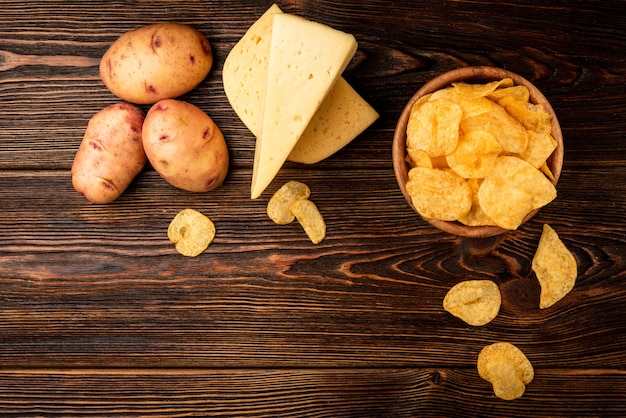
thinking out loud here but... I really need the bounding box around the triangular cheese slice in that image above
[250,13,357,198]
[287,77,379,164]
[222,3,281,135]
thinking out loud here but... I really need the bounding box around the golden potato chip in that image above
[168,208,216,257]
[267,181,311,225]
[457,96,500,119]
[487,85,530,103]
[462,106,529,154]
[497,95,552,135]
[457,179,496,227]
[406,98,462,157]
[290,198,326,244]
[532,224,577,309]
[477,342,534,401]
[447,129,502,178]
[406,167,472,221]
[443,280,501,326]
[451,78,514,99]
[478,156,557,230]
[407,148,433,168]
[520,131,558,168]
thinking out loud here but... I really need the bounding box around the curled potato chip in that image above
[168,208,216,257]
[443,280,501,326]
[478,156,556,230]
[477,342,534,401]
[463,107,529,154]
[267,181,311,224]
[406,167,472,221]
[532,224,577,309]
[290,198,326,244]
[497,95,552,135]
[457,178,497,227]
[487,85,530,103]
[406,98,462,157]
[447,129,502,178]
[407,148,433,168]
[520,131,558,168]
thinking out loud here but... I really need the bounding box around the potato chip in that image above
[406,98,462,157]
[168,208,216,257]
[477,342,534,401]
[451,78,514,100]
[406,167,472,221]
[478,156,556,230]
[520,131,558,168]
[457,179,496,226]
[407,148,432,168]
[267,181,311,224]
[447,129,502,178]
[462,106,529,154]
[487,85,530,103]
[443,280,501,326]
[497,95,552,135]
[532,224,577,309]
[290,198,326,244]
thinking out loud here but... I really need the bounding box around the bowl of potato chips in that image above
[393,66,563,238]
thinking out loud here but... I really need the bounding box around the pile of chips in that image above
[267,181,326,244]
[442,223,577,400]
[405,78,558,230]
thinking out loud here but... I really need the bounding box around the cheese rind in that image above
[287,77,379,164]
[251,13,357,198]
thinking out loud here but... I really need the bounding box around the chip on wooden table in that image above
[532,224,578,309]
[443,280,501,326]
[290,198,326,244]
[477,342,534,401]
[168,208,216,257]
[267,181,311,225]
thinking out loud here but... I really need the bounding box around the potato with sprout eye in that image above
[71,102,146,204]
[100,23,213,104]
[142,99,229,193]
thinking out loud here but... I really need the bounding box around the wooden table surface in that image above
[1,0,625,416]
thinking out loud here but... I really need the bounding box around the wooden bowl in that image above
[392,66,564,238]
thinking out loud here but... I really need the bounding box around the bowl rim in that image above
[392,65,564,238]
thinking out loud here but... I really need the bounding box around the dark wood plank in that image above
[0,368,624,417]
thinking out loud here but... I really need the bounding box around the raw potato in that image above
[100,23,213,104]
[142,99,229,192]
[71,102,146,204]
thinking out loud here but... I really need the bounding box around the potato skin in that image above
[71,103,146,204]
[142,99,229,192]
[100,23,213,104]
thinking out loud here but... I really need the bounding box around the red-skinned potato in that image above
[100,23,213,104]
[71,102,146,204]
[142,99,229,192]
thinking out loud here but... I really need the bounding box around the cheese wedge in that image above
[250,13,357,198]
[222,3,281,135]
[287,77,379,164]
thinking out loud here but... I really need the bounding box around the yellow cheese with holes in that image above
[250,13,357,198]
[223,5,378,197]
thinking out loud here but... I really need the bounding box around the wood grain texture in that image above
[1,0,625,415]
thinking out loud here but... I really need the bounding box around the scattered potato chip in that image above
[447,129,502,178]
[290,198,326,244]
[406,167,472,221]
[478,156,556,230]
[168,208,216,257]
[406,98,462,157]
[477,342,534,401]
[267,181,311,224]
[443,280,501,326]
[532,224,577,308]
